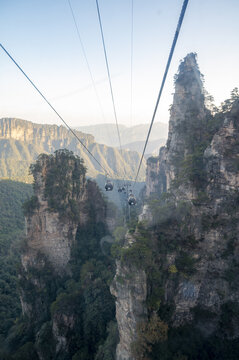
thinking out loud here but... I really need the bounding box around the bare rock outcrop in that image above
[146,56,239,331]
[22,152,88,275]
[111,260,147,360]
[19,150,109,359]
[112,53,239,358]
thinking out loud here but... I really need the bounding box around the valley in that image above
[0,53,239,360]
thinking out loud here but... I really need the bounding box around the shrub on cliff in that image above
[0,181,32,350]
[22,195,39,216]
[28,149,87,221]
[131,313,168,360]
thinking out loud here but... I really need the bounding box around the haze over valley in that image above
[76,122,168,156]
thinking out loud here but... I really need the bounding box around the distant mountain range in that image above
[0,118,146,183]
[76,122,168,155]
[121,138,166,158]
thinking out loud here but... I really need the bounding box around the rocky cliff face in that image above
[147,53,211,196]
[112,53,239,359]
[0,117,93,145]
[0,117,146,182]
[22,151,90,276]
[19,150,115,359]
[145,55,239,330]
[111,260,147,360]
[19,152,84,357]
[163,124,239,344]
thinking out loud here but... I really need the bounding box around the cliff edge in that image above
[112,53,239,360]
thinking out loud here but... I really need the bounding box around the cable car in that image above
[105,180,114,191]
[128,193,136,206]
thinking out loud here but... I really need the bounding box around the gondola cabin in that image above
[128,193,136,206]
[105,180,114,191]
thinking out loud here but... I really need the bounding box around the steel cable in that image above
[133,0,189,185]
[0,43,112,177]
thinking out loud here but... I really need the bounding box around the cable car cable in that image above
[0,43,111,177]
[67,0,122,190]
[95,0,123,156]
[133,0,189,185]
[67,0,106,123]
[130,0,134,128]
[67,0,115,179]
[96,0,130,187]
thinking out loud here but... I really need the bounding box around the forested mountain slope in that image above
[2,53,239,360]
[76,122,168,154]
[1,150,119,360]
[0,180,32,351]
[0,118,146,182]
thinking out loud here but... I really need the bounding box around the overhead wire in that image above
[95,0,123,159]
[133,0,189,186]
[67,0,115,182]
[130,0,134,129]
[67,0,106,123]
[95,0,131,198]
[0,43,112,177]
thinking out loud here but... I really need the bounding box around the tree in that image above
[131,313,168,360]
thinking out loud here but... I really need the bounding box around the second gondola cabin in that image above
[128,193,136,206]
[105,180,114,191]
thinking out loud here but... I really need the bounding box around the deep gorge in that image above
[1,53,239,360]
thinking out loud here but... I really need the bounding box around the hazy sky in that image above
[1,0,239,128]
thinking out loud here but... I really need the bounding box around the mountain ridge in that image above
[75,122,168,150]
[0,117,146,182]
[112,53,239,360]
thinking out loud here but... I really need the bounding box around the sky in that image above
[1,0,239,129]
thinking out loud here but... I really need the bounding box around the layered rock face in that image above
[147,53,211,196]
[0,117,93,145]
[19,150,111,359]
[145,54,239,330]
[22,152,88,275]
[0,117,146,181]
[113,53,239,359]
[111,260,147,360]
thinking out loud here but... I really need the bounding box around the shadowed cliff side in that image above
[6,149,117,360]
[112,53,239,360]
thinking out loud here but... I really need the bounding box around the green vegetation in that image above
[113,63,239,360]
[1,151,117,359]
[191,305,217,322]
[95,321,119,360]
[0,180,32,353]
[131,313,168,360]
[40,217,116,360]
[29,149,87,221]
[175,252,197,276]
[140,300,239,359]
[172,67,239,190]
[223,261,239,289]
[113,190,198,317]
[148,194,192,230]
[0,78,239,359]
[0,118,146,183]
[220,87,239,113]
[150,324,239,360]
[22,195,39,216]
[120,231,154,269]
